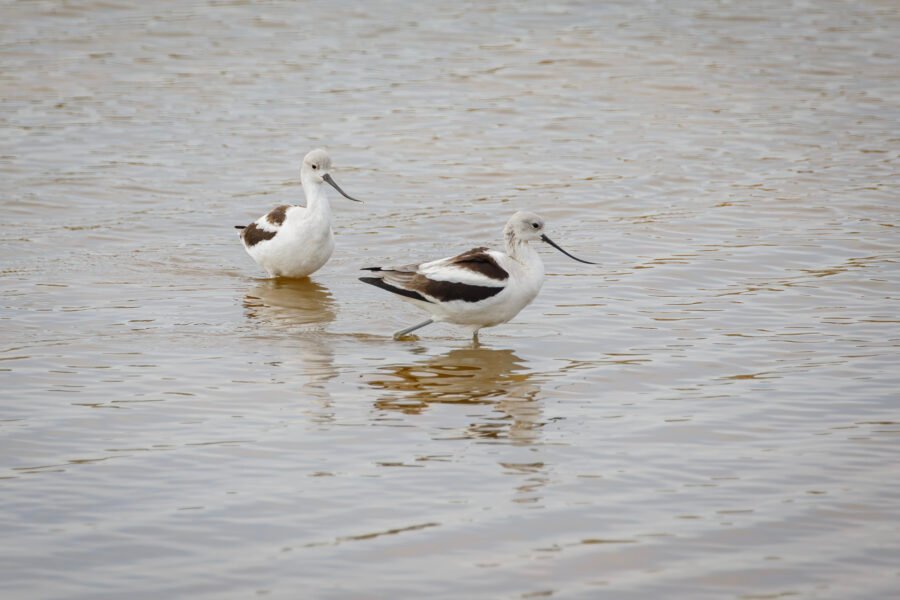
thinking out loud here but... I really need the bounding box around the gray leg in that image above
[393,319,434,340]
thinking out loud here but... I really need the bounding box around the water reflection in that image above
[369,345,543,444]
[243,278,337,423]
[243,278,336,328]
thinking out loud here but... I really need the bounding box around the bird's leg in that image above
[393,319,434,340]
[470,330,483,349]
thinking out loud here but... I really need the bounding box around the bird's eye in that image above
[532,222,540,229]
[312,164,318,170]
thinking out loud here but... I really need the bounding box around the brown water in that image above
[2,1,899,598]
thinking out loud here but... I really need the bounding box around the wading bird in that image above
[360,211,595,340]
[236,148,361,278]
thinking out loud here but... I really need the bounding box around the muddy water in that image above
[2,1,899,598]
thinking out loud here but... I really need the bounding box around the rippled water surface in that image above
[2,1,899,598]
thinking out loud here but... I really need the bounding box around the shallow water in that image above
[2,1,899,598]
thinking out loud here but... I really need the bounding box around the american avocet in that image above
[235,148,361,278]
[360,211,595,341]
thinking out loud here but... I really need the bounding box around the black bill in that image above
[322,173,363,202]
[540,234,596,264]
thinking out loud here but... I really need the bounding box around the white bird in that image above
[360,211,595,340]
[236,148,361,278]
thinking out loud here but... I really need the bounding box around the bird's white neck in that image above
[505,228,542,272]
[302,175,332,218]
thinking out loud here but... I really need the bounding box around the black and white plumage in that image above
[236,148,361,279]
[360,211,595,340]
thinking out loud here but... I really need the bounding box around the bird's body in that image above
[360,211,594,340]
[241,203,335,278]
[237,149,360,279]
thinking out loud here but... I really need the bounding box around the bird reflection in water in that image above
[369,345,543,445]
[243,278,337,423]
[243,277,337,328]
